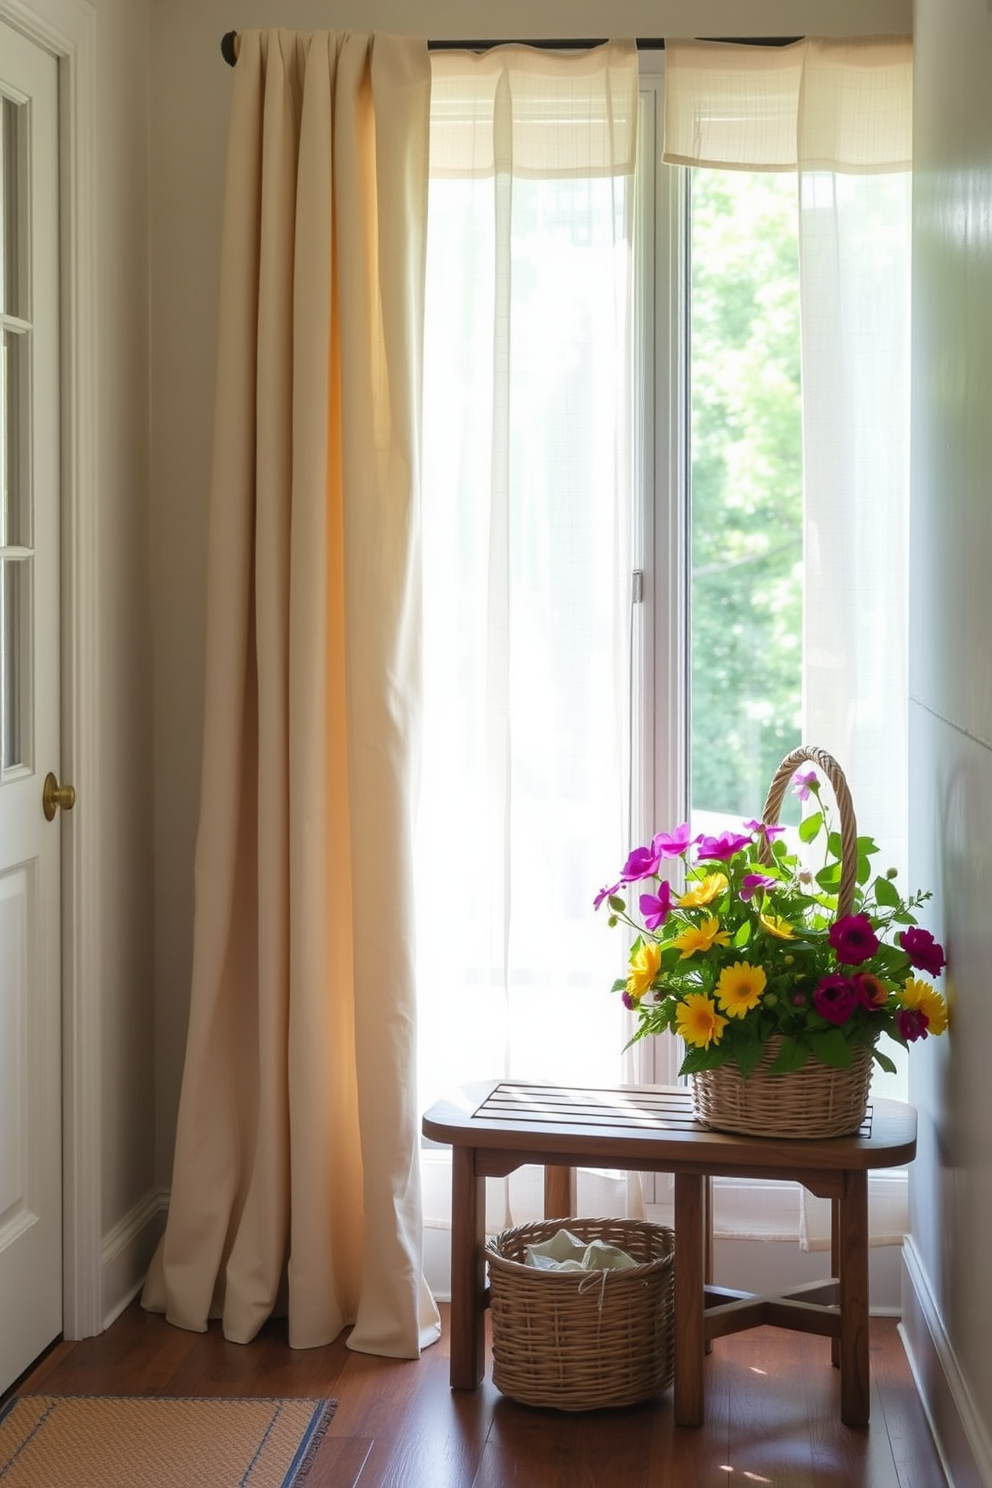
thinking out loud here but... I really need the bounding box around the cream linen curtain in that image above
[142,30,440,1356]
[665,37,912,1250]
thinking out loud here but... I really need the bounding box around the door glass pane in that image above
[1,89,32,774]
[2,328,27,547]
[1,557,27,770]
[1,94,24,317]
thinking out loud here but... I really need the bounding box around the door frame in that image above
[0,0,101,1338]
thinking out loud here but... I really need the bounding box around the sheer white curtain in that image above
[418,43,641,1235]
[665,34,912,895]
[666,36,913,1249]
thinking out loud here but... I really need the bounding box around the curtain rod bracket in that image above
[221,30,239,66]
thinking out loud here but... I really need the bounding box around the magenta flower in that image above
[792,769,818,802]
[621,843,661,884]
[897,1007,930,1042]
[899,927,946,977]
[828,913,880,966]
[740,872,777,903]
[594,881,621,910]
[654,823,696,857]
[696,830,753,862]
[639,881,674,931]
[743,820,787,843]
[813,975,859,1025]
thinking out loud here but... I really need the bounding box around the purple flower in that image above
[654,823,697,858]
[621,990,637,1011]
[594,881,621,910]
[813,974,859,1025]
[897,1007,930,1042]
[792,769,819,802]
[639,881,674,931]
[696,830,753,862]
[740,872,777,903]
[621,843,661,884]
[899,927,946,977]
[828,913,880,967]
[743,820,787,843]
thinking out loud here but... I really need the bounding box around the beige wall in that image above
[905,1,992,1482]
[92,0,154,1251]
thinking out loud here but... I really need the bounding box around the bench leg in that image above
[449,1145,486,1389]
[674,1171,706,1427]
[544,1164,576,1218]
[838,1168,870,1426]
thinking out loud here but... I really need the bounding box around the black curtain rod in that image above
[220,31,802,67]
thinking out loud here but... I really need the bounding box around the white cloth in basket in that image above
[523,1227,638,1272]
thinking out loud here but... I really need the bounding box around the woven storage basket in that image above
[690,744,873,1140]
[692,1034,874,1138]
[486,1217,675,1411]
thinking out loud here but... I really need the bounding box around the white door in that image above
[0,19,65,1394]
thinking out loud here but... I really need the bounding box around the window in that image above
[417,51,911,1255]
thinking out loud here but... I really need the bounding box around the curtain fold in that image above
[142,28,440,1357]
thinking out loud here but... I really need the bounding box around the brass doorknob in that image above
[43,771,76,822]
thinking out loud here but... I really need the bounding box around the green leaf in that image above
[732,1040,767,1079]
[679,1042,730,1076]
[799,810,823,843]
[733,919,752,948]
[873,1047,897,1075]
[872,875,902,908]
[816,862,841,890]
[807,1028,854,1069]
[768,1036,808,1074]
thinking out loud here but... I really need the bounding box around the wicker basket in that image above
[692,1034,874,1138]
[486,1217,675,1411]
[690,744,873,1140]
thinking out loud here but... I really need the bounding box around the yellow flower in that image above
[715,961,767,1018]
[671,914,731,960]
[900,977,948,1036]
[679,873,729,909]
[759,913,795,940]
[626,940,662,1001]
[676,992,728,1049]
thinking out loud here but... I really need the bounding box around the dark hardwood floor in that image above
[11,1301,947,1487]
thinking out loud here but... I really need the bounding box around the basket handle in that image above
[758,744,858,919]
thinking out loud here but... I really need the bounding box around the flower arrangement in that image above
[595,765,948,1080]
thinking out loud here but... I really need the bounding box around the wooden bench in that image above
[422,1080,917,1427]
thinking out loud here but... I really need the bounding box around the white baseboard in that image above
[900,1237,992,1488]
[101,1188,168,1330]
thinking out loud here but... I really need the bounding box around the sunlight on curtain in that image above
[418,44,639,1233]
